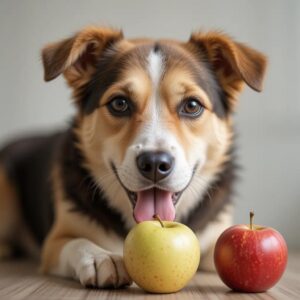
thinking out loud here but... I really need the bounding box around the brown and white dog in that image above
[0,26,267,288]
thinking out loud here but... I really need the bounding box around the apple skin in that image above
[214,224,288,292]
[123,220,200,293]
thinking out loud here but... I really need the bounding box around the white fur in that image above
[197,204,233,271]
[148,50,163,90]
[52,238,132,288]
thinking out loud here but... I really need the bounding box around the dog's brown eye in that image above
[179,98,204,118]
[111,98,128,111]
[107,97,132,117]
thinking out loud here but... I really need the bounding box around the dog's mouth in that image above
[127,188,181,223]
[111,162,197,223]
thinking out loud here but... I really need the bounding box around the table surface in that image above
[0,252,299,300]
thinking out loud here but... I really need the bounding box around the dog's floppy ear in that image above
[42,26,123,83]
[189,31,267,109]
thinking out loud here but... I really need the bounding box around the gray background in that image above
[1,0,299,248]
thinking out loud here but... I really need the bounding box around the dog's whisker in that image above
[186,175,211,202]
[192,175,215,203]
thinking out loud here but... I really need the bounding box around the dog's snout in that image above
[136,151,174,182]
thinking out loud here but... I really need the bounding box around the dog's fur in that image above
[0,26,266,288]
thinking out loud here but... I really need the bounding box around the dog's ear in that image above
[189,31,267,110]
[42,26,123,84]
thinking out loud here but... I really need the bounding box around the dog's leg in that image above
[197,205,233,272]
[41,235,132,288]
[42,165,132,288]
[0,166,20,259]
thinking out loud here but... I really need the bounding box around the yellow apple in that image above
[123,216,200,293]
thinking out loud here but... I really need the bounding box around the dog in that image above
[0,26,267,288]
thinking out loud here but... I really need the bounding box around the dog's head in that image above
[42,26,266,225]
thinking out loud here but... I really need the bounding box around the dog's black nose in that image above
[136,151,174,182]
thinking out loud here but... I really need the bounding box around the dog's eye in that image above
[179,98,204,118]
[107,97,132,117]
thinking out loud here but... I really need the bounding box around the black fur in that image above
[0,133,61,244]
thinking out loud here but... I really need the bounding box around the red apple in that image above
[214,211,288,292]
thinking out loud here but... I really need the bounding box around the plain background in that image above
[0,0,299,249]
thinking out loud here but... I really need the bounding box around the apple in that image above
[123,215,200,293]
[214,211,288,292]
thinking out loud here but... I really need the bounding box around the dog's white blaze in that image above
[148,50,163,91]
[146,49,163,138]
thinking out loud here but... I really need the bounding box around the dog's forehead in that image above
[80,39,227,118]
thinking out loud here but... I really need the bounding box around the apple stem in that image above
[153,214,164,228]
[250,210,254,230]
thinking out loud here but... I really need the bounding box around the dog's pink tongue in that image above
[134,188,175,223]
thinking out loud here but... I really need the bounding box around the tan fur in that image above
[160,66,226,155]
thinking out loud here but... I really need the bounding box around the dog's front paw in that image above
[47,238,132,289]
[76,252,132,288]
